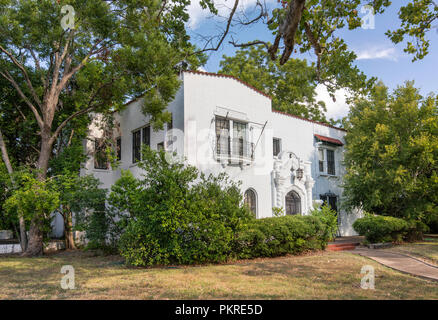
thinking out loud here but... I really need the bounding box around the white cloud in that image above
[355,47,397,61]
[315,85,350,120]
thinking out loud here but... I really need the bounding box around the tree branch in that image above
[0,45,43,109]
[192,0,240,55]
[229,38,270,51]
[279,0,306,65]
[0,70,44,129]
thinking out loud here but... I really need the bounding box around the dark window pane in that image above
[319,161,324,172]
[142,126,150,147]
[273,138,281,156]
[116,137,121,161]
[285,191,301,215]
[132,130,141,163]
[244,189,257,217]
[327,149,335,175]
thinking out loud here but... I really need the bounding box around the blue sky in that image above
[186,1,437,119]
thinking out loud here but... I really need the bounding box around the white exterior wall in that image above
[79,71,360,236]
[182,72,274,218]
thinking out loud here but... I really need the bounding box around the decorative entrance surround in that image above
[273,151,315,215]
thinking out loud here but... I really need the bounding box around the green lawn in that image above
[1,249,437,299]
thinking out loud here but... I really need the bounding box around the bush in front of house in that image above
[92,148,331,266]
[352,215,429,243]
[310,203,338,241]
[235,215,328,259]
[117,147,253,266]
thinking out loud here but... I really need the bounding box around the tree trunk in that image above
[24,220,44,256]
[0,129,27,251]
[63,209,76,250]
[23,135,52,256]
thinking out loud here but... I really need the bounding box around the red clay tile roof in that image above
[272,109,347,132]
[314,134,344,146]
[185,70,346,132]
[184,70,272,100]
[119,70,346,133]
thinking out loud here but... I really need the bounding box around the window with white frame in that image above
[132,126,150,163]
[244,188,257,217]
[318,148,336,175]
[273,138,281,157]
[215,116,253,161]
[94,138,110,170]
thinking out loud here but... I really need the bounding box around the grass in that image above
[385,238,438,265]
[0,249,437,300]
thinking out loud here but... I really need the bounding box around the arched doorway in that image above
[285,191,301,215]
[244,189,257,217]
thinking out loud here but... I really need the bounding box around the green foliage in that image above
[386,0,438,61]
[310,204,338,241]
[114,148,252,266]
[353,215,429,243]
[219,45,327,122]
[54,173,107,247]
[425,213,438,233]
[0,163,14,230]
[235,215,328,259]
[343,82,438,223]
[4,171,59,240]
[272,207,285,217]
[259,1,384,95]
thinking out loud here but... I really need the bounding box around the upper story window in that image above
[315,134,343,176]
[233,120,248,158]
[318,148,336,176]
[215,116,253,161]
[326,149,335,175]
[318,148,324,172]
[94,138,110,170]
[273,138,281,157]
[132,126,150,163]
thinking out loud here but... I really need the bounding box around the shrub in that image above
[235,215,328,259]
[425,212,438,234]
[405,220,429,242]
[4,171,60,243]
[117,148,253,266]
[352,215,429,243]
[310,204,338,241]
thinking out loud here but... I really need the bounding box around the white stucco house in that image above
[76,70,361,236]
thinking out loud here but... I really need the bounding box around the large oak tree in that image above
[0,0,205,256]
[343,82,438,222]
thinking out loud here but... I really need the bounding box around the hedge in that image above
[235,215,328,259]
[352,215,429,243]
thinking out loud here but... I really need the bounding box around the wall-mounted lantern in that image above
[296,167,304,181]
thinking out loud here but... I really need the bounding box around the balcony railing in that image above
[215,137,254,163]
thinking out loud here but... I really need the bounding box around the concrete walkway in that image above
[350,248,438,282]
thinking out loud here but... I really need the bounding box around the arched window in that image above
[285,191,301,215]
[244,189,257,217]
